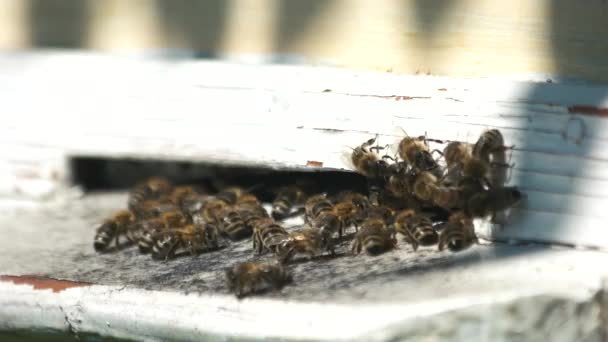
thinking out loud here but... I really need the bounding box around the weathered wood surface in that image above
[1,52,608,248]
[2,1,608,82]
[0,192,606,341]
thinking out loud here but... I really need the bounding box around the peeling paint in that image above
[568,105,608,117]
[306,160,324,167]
[0,275,92,293]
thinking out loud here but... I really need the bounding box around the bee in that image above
[351,218,397,256]
[271,186,306,220]
[130,218,165,253]
[216,187,248,205]
[252,218,289,255]
[393,209,438,248]
[397,135,441,173]
[335,191,370,212]
[465,186,523,218]
[276,227,324,263]
[365,205,395,225]
[220,197,266,241]
[304,194,333,223]
[167,186,201,208]
[225,261,292,298]
[197,196,230,225]
[472,129,504,164]
[151,222,220,260]
[93,210,136,252]
[412,171,439,202]
[393,209,420,250]
[133,210,190,253]
[127,177,172,213]
[350,137,390,179]
[438,212,478,252]
[384,164,414,198]
[431,185,464,210]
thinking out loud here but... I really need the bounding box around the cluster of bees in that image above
[93,128,522,297]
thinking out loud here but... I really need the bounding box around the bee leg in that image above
[351,240,360,255]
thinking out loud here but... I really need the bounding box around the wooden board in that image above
[1,51,608,249]
[1,1,608,81]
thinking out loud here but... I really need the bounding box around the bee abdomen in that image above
[412,219,438,246]
[152,235,178,260]
[223,211,252,241]
[271,199,292,220]
[361,235,389,255]
[93,222,116,252]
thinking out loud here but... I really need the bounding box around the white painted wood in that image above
[2,51,608,248]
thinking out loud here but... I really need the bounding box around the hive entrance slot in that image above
[69,157,367,200]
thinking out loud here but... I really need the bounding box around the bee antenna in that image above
[399,127,410,137]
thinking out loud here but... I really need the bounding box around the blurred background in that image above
[1,0,607,81]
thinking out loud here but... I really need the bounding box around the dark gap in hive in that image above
[69,156,367,201]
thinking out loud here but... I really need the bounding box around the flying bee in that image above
[151,222,220,260]
[127,177,172,213]
[93,210,136,252]
[351,218,397,256]
[393,209,438,248]
[276,227,324,263]
[225,260,292,298]
[412,171,439,202]
[438,211,477,252]
[252,218,289,255]
[271,186,306,220]
[465,186,523,218]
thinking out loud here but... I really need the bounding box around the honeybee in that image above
[412,171,439,202]
[127,177,172,213]
[197,196,230,224]
[133,210,191,253]
[276,227,324,263]
[304,194,333,223]
[351,218,397,256]
[393,209,420,250]
[338,191,372,224]
[272,186,306,220]
[384,164,414,198]
[397,135,441,173]
[393,209,438,248]
[221,197,266,241]
[465,186,523,218]
[225,260,292,298]
[438,212,478,252]
[215,187,248,205]
[431,185,464,210]
[252,218,289,255]
[93,210,136,252]
[472,129,504,163]
[167,186,200,208]
[151,222,220,260]
[350,137,390,179]
[365,205,395,225]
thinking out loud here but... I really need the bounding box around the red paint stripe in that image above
[568,105,608,117]
[0,275,92,293]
